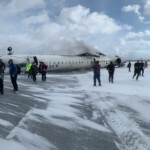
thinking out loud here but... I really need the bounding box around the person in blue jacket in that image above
[140,60,144,76]
[8,59,18,91]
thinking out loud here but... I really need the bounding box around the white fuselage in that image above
[0,54,125,72]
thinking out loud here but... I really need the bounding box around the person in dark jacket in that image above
[107,61,115,83]
[139,60,144,76]
[93,61,101,86]
[39,62,48,81]
[0,59,5,95]
[0,73,4,95]
[31,63,38,82]
[0,59,5,73]
[133,60,140,80]
[127,61,131,72]
[8,59,18,91]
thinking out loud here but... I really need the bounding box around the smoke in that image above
[40,38,100,55]
[0,35,100,56]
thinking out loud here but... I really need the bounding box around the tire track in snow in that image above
[89,92,150,150]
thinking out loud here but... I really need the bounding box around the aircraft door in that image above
[33,56,38,65]
[93,58,96,63]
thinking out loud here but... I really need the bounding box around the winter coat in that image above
[0,62,5,73]
[9,63,17,75]
[41,64,48,75]
[93,63,101,75]
[134,63,140,72]
[140,63,144,69]
[0,63,5,81]
[127,63,131,68]
[107,64,115,73]
[31,64,38,75]
[144,62,148,68]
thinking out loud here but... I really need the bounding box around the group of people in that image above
[0,58,149,94]
[92,61,115,86]
[26,61,48,82]
[92,60,148,86]
[0,59,48,95]
[127,60,148,80]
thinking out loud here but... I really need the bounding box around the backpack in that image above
[16,65,21,74]
[31,65,38,74]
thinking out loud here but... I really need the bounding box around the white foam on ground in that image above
[0,119,13,127]
[3,62,150,150]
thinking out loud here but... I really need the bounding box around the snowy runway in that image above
[0,64,150,150]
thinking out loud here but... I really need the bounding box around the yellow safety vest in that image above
[26,63,32,72]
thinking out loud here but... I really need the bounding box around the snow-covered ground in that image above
[0,62,150,150]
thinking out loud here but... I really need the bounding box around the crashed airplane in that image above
[0,47,125,72]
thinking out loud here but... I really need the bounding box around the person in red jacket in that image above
[40,62,48,81]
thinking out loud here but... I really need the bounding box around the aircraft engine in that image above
[115,57,122,67]
[116,57,121,64]
[115,57,126,67]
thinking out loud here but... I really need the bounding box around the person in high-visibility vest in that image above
[26,62,33,78]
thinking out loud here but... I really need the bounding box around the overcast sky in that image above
[0,0,150,59]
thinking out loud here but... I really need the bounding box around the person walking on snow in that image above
[0,59,5,95]
[39,62,48,81]
[107,61,115,83]
[92,61,101,86]
[26,62,33,79]
[127,61,131,72]
[133,60,140,80]
[31,62,38,82]
[8,59,18,91]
